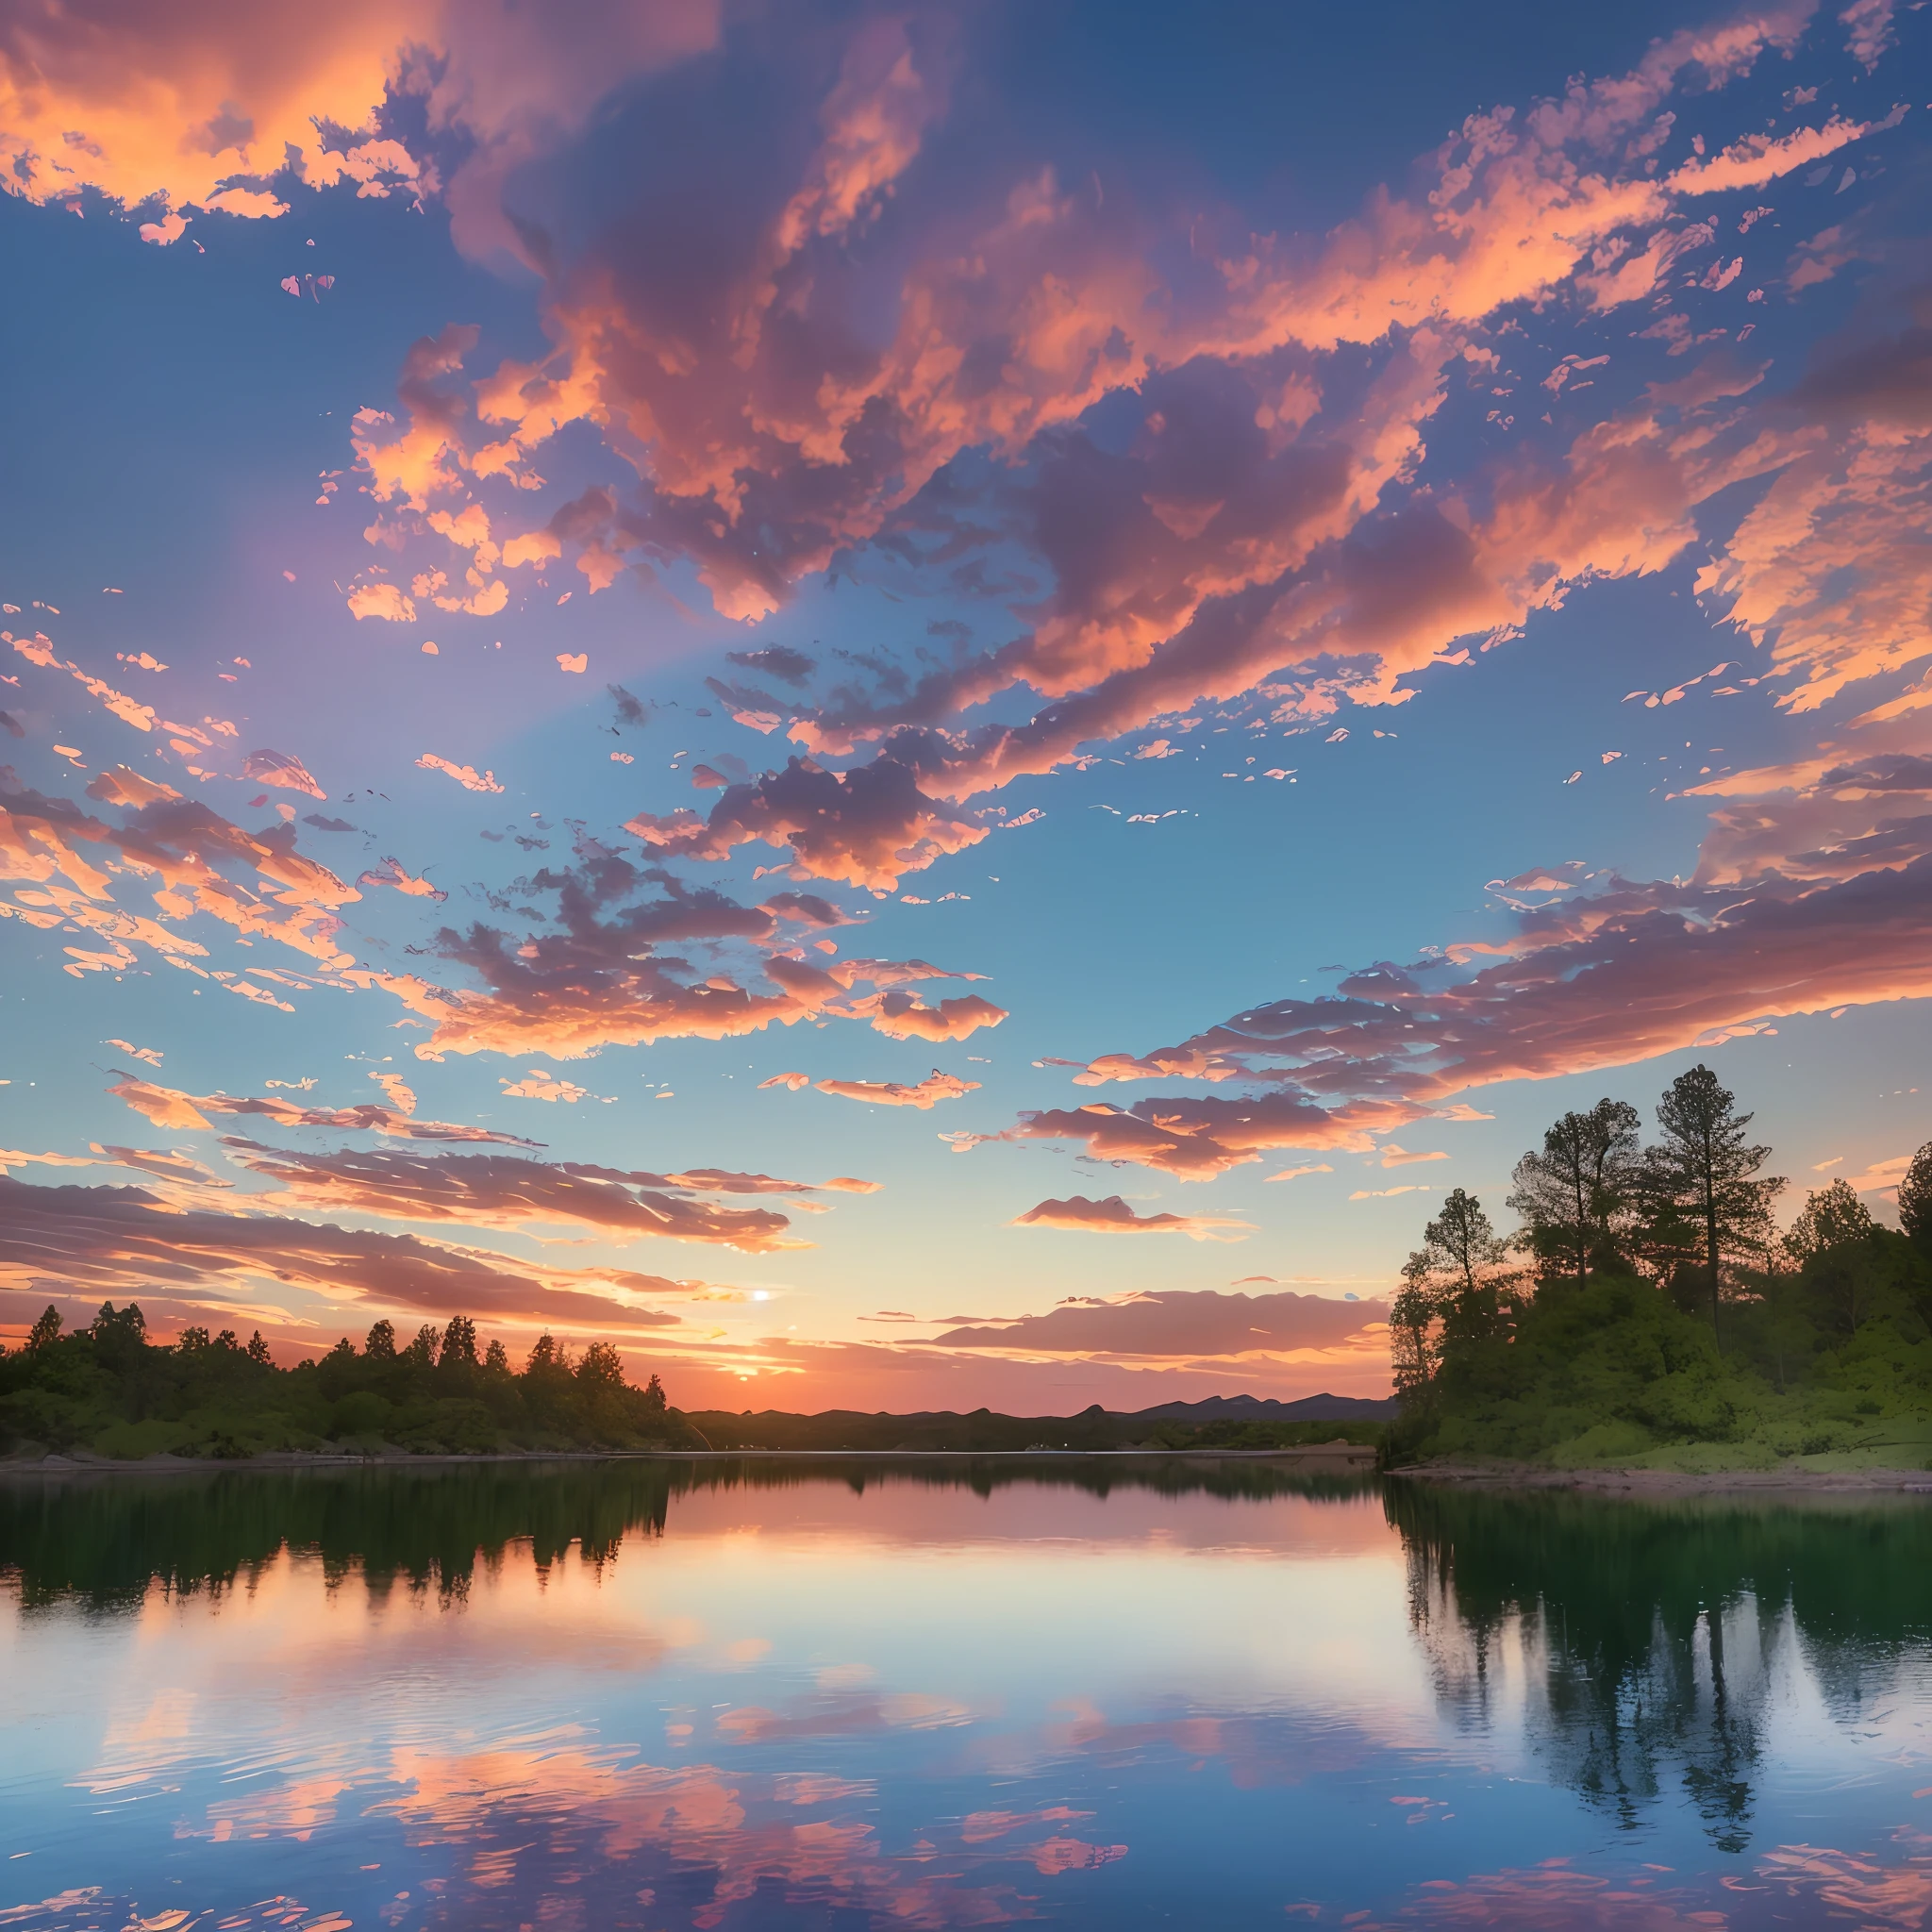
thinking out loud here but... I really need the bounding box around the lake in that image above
[2,1459,1929,1929]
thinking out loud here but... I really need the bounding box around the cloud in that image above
[1011,1195,1256,1241]
[0,1176,700,1331]
[358,857,445,901]
[0,0,718,238]
[219,1142,806,1251]
[628,756,986,891]
[108,1074,541,1145]
[1,766,360,973]
[335,848,994,1064]
[1013,841,1932,1176]
[1377,1145,1450,1168]
[932,1287,1387,1358]
[242,749,326,799]
[966,1093,1424,1179]
[348,583,416,622]
[813,1070,978,1108]
[416,753,504,792]
[250,3,1854,892]
[858,991,1007,1042]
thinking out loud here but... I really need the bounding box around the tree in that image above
[1641,1066,1784,1347]
[1897,1142,1932,1255]
[439,1315,478,1371]
[27,1306,61,1352]
[91,1303,148,1371]
[483,1339,510,1374]
[641,1373,667,1419]
[244,1330,273,1366]
[1507,1098,1641,1291]
[1786,1178,1875,1263]
[1786,1178,1879,1337]
[576,1341,625,1389]
[364,1319,397,1360]
[403,1324,441,1370]
[1390,1252,1441,1407]
[1421,1189,1516,1344]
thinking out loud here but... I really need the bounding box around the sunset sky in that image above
[2,0,1928,1410]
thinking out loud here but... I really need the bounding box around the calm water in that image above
[2,1461,1930,1930]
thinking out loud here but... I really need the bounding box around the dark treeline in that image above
[682,1405,1385,1453]
[1391,1063,1932,1464]
[0,1302,1387,1461]
[1387,1481,1932,1846]
[0,1308,682,1459]
[0,1457,1374,1609]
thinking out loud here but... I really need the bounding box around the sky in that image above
[1,0,1928,1412]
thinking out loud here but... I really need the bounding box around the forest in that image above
[1390,1064,1932,1470]
[0,1310,683,1458]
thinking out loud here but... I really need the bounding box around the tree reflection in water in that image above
[1386,1482,1932,1852]
[0,1454,1374,1610]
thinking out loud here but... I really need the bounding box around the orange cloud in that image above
[108,1074,540,1145]
[813,1070,979,1108]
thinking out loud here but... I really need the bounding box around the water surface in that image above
[2,1459,1929,1928]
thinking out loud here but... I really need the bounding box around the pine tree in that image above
[245,1330,273,1366]
[27,1305,61,1351]
[1641,1065,1784,1346]
[364,1319,397,1360]
[1507,1098,1641,1291]
[1897,1142,1932,1255]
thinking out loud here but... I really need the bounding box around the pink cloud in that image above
[242,749,326,799]
[932,1286,1387,1358]
[1011,1195,1256,1241]
[220,1141,808,1252]
[0,1175,701,1331]
[813,1070,978,1108]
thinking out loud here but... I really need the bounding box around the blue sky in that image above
[1,0,1927,1407]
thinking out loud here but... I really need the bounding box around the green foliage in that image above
[0,1305,691,1460]
[1394,1082,1932,1470]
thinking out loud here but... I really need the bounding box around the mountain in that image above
[1112,1393,1400,1422]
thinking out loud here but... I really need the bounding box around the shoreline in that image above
[0,1444,1380,1479]
[1390,1457,1932,1494]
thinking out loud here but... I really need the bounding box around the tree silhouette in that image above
[1786,1179,1881,1337]
[1507,1098,1641,1291]
[1641,1065,1783,1347]
[1897,1141,1932,1256]
[27,1305,61,1352]
[364,1319,397,1360]
[1422,1189,1516,1344]
[440,1315,479,1371]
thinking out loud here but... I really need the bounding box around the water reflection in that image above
[0,1456,1373,1609]
[1,1462,1928,1930]
[1387,1484,1932,1854]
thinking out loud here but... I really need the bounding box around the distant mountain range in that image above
[1111,1393,1400,1422]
